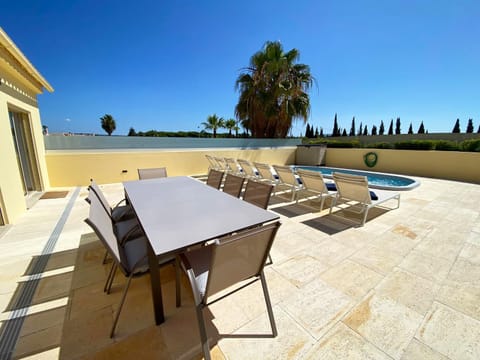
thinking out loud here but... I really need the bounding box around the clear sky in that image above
[2,0,479,136]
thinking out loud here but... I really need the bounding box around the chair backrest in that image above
[254,162,277,182]
[297,169,329,194]
[88,179,113,217]
[213,157,227,171]
[84,191,125,267]
[272,165,298,186]
[138,167,168,180]
[206,169,224,189]
[237,159,258,178]
[204,221,281,300]
[243,180,273,209]
[205,154,218,170]
[333,172,371,204]
[225,158,240,174]
[222,173,245,198]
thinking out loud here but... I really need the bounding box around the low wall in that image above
[45,147,297,187]
[325,148,480,184]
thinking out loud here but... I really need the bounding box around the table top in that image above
[123,176,279,256]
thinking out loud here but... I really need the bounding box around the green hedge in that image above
[306,138,480,152]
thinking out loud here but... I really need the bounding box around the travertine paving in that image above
[0,176,479,359]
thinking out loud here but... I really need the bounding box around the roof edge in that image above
[0,27,54,93]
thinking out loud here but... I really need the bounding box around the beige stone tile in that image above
[308,239,358,267]
[19,306,67,337]
[375,268,439,315]
[78,325,172,360]
[458,242,480,264]
[401,339,449,359]
[304,322,390,360]
[263,267,298,306]
[436,279,480,322]
[446,258,480,284]
[350,245,404,275]
[13,323,63,359]
[59,306,115,359]
[270,230,324,263]
[416,302,480,359]
[415,231,464,262]
[369,232,418,257]
[398,250,452,283]
[218,306,315,360]
[281,279,353,340]
[467,231,480,246]
[272,253,328,288]
[343,294,423,360]
[320,259,383,300]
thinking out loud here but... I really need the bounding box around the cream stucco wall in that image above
[325,148,480,184]
[45,147,297,186]
[0,91,50,223]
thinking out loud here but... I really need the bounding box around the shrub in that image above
[434,140,459,151]
[394,140,435,150]
[366,142,393,149]
[307,139,362,148]
[460,138,480,152]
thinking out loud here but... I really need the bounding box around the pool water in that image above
[295,166,419,191]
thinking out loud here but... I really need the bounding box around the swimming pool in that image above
[294,166,420,191]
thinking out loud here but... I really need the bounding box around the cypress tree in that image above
[379,120,385,135]
[388,119,394,135]
[466,118,474,133]
[395,117,401,134]
[452,118,461,133]
[342,129,347,136]
[304,124,309,137]
[477,125,480,133]
[349,117,356,136]
[418,121,425,134]
[408,123,413,134]
[357,122,363,136]
[320,128,324,137]
[363,125,368,136]
[371,125,378,135]
[315,127,319,137]
[332,113,340,136]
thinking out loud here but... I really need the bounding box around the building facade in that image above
[0,28,53,224]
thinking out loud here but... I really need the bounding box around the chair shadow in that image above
[302,214,356,235]
[271,203,312,218]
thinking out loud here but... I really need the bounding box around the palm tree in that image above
[201,114,224,138]
[100,114,116,136]
[235,41,314,138]
[224,118,237,137]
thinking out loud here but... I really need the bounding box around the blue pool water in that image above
[295,166,419,191]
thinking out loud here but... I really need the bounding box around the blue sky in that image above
[2,0,479,136]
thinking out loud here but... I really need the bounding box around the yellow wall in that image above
[45,147,297,186]
[0,91,50,223]
[325,148,480,184]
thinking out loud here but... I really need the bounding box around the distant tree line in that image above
[305,114,480,138]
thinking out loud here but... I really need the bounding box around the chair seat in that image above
[111,204,134,222]
[114,217,142,243]
[123,236,176,275]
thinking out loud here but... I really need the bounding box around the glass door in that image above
[9,110,40,195]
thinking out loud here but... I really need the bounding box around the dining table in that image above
[123,176,279,325]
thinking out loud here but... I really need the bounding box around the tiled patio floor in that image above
[0,175,479,359]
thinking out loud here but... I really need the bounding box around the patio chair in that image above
[330,172,401,226]
[222,173,245,198]
[137,167,168,179]
[180,221,281,360]
[237,159,260,179]
[296,169,337,211]
[205,154,219,171]
[85,192,180,338]
[242,180,274,210]
[88,179,132,222]
[272,165,304,201]
[224,157,243,175]
[214,157,228,172]
[254,162,279,186]
[206,169,224,189]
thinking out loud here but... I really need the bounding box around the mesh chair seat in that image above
[206,169,224,189]
[137,167,168,179]
[222,173,245,198]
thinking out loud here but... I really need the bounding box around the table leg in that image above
[146,240,165,325]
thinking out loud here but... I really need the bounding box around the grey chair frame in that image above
[85,193,180,338]
[206,169,224,189]
[222,173,245,198]
[137,167,168,179]
[180,221,281,360]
